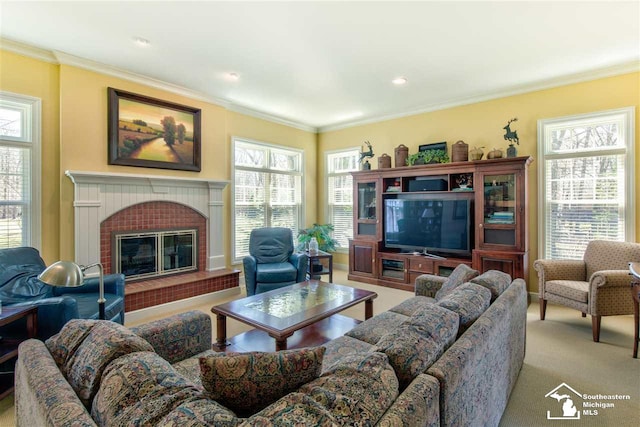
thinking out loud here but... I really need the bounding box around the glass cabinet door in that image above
[355,180,379,237]
[479,172,518,249]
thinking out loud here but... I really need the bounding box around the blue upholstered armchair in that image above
[0,247,125,339]
[243,227,308,296]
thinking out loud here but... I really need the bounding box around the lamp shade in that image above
[38,260,84,288]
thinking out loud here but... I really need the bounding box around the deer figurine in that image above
[503,118,519,145]
[359,140,374,163]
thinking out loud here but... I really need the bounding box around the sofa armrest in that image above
[52,273,125,297]
[290,252,309,282]
[377,373,440,427]
[533,259,586,295]
[589,270,636,316]
[243,255,258,296]
[130,310,212,364]
[16,339,96,427]
[415,274,447,298]
[8,297,79,340]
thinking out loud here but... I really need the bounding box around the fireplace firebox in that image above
[113,229,197,281]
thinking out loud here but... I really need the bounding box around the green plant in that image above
[406,149,450,166]
[297,223,338,252]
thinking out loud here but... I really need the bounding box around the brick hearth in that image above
[125,269,240,311]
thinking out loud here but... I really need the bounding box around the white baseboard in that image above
[125,287,242,325]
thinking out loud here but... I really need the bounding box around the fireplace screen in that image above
[114,229,197,280]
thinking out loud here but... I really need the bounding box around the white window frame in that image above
[537,106,635,259]
[325,147,360,253]
[231,137,304,264]
[0,91,41,250]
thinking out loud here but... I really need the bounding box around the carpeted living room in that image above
[1,1,639,426]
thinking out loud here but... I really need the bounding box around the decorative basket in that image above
[451,140,468,162]
[378,153,391,168]
[394,144,409,167]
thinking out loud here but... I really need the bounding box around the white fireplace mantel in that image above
[66,170,229,270]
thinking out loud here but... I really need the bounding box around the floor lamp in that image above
[38,261,106,320]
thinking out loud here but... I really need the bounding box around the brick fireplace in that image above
[66,171,239,311]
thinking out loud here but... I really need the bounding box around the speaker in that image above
[408,179,448,192]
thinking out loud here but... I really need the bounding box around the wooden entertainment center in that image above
[348,156,533,291]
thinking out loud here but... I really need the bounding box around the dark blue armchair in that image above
[243,227,308,296]
[0,247,125,339]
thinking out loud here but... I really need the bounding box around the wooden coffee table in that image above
[212,280,377,351]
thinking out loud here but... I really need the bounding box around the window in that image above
[537,107,635,260]
[326,149,359,251]
[0,92,41,249]
[232,138,303,263]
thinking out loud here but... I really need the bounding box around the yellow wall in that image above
[1,49,317,266]
[319,72,640,290]
[0,50,60,263]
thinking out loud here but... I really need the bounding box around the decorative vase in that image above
[507,144,517,158]
[362,160,371,170]
[469,147,484,160]
[309,237,319,255]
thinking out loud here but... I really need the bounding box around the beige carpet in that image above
[1,270,637,426]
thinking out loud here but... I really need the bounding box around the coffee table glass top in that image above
[212,280,377,333]
[245,284,348,319]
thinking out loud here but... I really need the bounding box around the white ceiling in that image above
[1,1,639,131]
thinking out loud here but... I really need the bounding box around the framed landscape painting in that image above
[108,88,201,171]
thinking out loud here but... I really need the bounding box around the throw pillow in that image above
[199,346,325,417]
[470,270,512,301]
[45,319,98,370]
[435,264,479,300]
[437,283,491,334]
[64,321,155,408]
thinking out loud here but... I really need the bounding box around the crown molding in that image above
[3,37,636,135]
[0,37,57,63]
[1,38,317,133]
[318,60,640,133]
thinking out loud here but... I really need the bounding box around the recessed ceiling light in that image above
[134,37,150,47]
[392,76,408,85]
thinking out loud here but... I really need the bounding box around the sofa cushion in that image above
[546,280,589,303]
[437,283,492,334]
[62,321,155,408]
[321,335,375,373]
[158,399,239,427]
[255,262,298,283]
[389,295,435,316]
[199,347,325,417]
[92,351,216,426]
[45,319,97,369]
[435,264,479,300]
[374,304,459,389]
[242,392,339,426]
[344,311,409,344]
[296,351,399,426]
[470,270,512,301]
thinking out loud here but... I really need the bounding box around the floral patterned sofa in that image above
[15,267,527,427]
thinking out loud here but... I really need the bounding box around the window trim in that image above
[325,147,360,254]
[537,106,635,259]
[231,136,305,264]
[0,91,41,250]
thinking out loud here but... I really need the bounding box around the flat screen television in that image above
[383,195,473,256]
